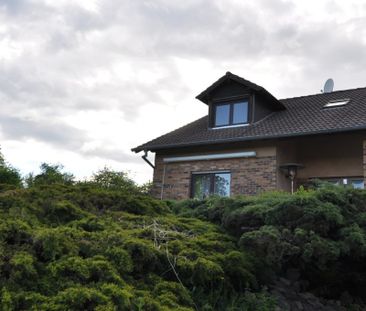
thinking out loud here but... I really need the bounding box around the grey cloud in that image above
[83,1,267,60]
[0,115,87,149]
[0,0,26,13]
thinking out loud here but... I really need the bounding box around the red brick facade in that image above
[151,153,277,200]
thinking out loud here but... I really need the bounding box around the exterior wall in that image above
[150,131,366,200]
[276,132,365,190]
[253,93,278,123]
[296,134,363,180]
[276,141,298,192]
[151,146,277,200]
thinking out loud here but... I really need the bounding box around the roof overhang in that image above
[132,125,366,153]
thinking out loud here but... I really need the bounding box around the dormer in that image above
[196,72,286,129]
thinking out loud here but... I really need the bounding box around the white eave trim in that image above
[163,151,256,163]
[210,123,250,130]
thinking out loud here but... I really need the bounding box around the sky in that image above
[0,0,366,184]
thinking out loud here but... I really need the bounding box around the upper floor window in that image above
[214,100,249,127]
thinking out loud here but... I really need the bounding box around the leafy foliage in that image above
[0,179,268,310]
[0,149,22,190]
[173,185,366,304]
[25,163,74,187]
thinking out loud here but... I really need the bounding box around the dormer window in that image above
[214,100,249,128]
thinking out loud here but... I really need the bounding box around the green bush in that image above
[173,185,366,303]
[0,150,22,189]
[0,181,262,310]
[49,286,110,310]
[26,163,74,187]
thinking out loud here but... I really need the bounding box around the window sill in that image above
[210,123,250,130]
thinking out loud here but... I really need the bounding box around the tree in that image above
[91,167,137,192]
[26,163,74,187]
[0,148,22,188]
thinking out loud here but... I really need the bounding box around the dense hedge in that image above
[3,159,364,310]
[0,182,275,310]
[172,184,366,307]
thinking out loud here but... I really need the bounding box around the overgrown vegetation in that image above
[1,148,365,309]
[0,151,22,190]
[0,162,274,310]
[173,184,366,309]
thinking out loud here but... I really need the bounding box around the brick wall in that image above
[151,153,277,200]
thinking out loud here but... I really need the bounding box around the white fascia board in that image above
[210,123,250,130]
[163,151,256,163]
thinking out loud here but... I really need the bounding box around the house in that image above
[132,72,366,200]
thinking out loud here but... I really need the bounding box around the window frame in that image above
[210,96,250,128]
[190,171,231,199]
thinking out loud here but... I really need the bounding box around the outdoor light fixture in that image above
[279,163,304,194]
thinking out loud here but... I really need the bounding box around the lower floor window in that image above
[191,172,231,199]
[320,177,364,189]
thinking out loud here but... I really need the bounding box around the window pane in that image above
[214,173,231,197]
[215,104,230,126]
[233,101,248,124]
[193,175,211,199]
[350,179,364,189]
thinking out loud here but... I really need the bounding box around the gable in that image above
[196,72,285,111]
[209,79,252,100]
[196,72,285,128]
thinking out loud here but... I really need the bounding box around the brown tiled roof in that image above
[132,86,366,153]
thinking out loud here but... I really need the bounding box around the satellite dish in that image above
[323,78,334,93]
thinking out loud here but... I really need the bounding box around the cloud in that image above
[81,146,140,163]
[0,0,27,14]
[0,115,87,149]
[0,0,366,183]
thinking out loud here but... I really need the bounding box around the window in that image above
[214,100,248,127]
[323,99,350,108]
[192,172,231,199]
[215,105,230,126]
[318,177,364,189]
[350,179,364,189]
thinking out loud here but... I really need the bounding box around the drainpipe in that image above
[141,150,155,169]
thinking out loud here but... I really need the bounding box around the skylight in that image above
[323,99,350,108]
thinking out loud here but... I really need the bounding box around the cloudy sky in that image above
[0,0,366,183]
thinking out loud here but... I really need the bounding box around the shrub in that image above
[100,283,132,310]
[172,186,366,303]
[50,286,109,310]
[34,228,79,261]
[28,163,74,187]
[0,178,266,310]
[9,251,37,284]
[0,287,13,311]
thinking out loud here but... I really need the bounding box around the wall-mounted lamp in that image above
[279,163,304,194]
